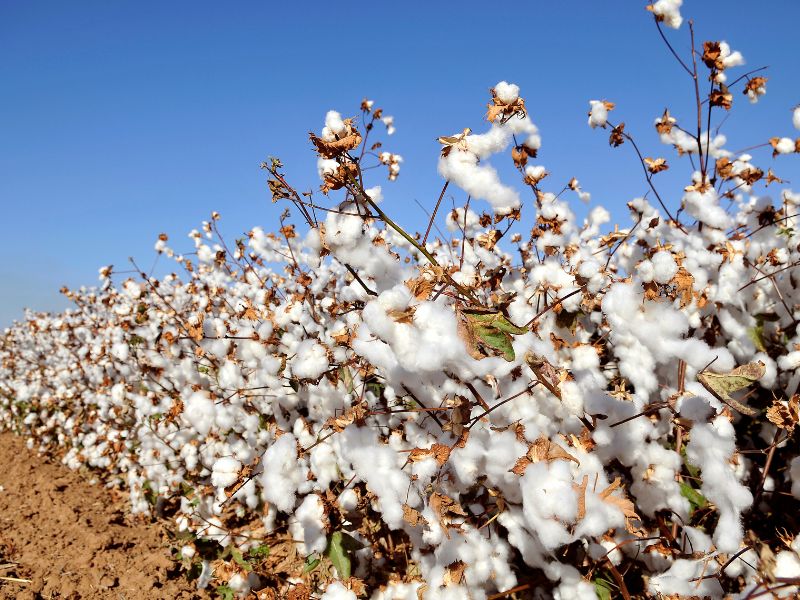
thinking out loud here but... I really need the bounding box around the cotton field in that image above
[2,3,800,598]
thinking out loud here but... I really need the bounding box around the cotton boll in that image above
[773,551,800,597]
[587,100,608,129]
[649,0,683,29]
[291,340,329,380]
[774,137,795,155]
[651,251,678,284]
[686,418,753,553]
[317,158,339,180]
[794,105,800,130]
[364,185,383,204]
[683,188,732,229]
[324,110,346,137]
[438,150,520,215]
[524,165,547,184]
[558,380,584,416]
[320,581,357,600]
[520,461,576,550]
[339,488,359,512]
[210,456,241,489]
[493,81,520,103]
[648,559,723,597]
[292,494,328,555]
[261,434,303,513]
[184,391,216,436]
[790,457,800,499]
[339,426,414,529]
[636,259,655,283]
[719,42,744,68]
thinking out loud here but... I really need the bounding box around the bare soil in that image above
[0,432,207,600]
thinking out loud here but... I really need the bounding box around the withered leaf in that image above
[765,169,783,186]
[402,503,428,527]
[765,395,798,431]
[702,41,723,70]
[408,443,451,466]
[697,361,766,416]
[710,84,733,110]
[744,76,768,97]
[512,435,580,476]
[573,474,588,522]
[609,123,625,147]
[599,478,644,536]
[443,560,466,586]
[309,119,362,159]
[655,108,676,135]
[737,167,764,186]
[429,492,468,539]
[673,267,695,308]
[437,128,471,157]
[457,308,528,362]
[644,157,669,174]
[486,89,527,124]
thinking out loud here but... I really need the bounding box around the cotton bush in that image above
[1,3,800,599]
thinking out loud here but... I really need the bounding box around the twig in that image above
[423,181,449,245]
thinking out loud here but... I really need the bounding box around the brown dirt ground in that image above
[0,432,208,600]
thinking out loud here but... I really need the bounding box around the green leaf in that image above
[593,576,614,600]
[680,482,708,512]
[215,585,235,600]
[325,530,362,579]
[142,481,158,507]
[230,548,252,572]
[680,446,700,480]
[340,366,355,394]
[697,360,765,416]
[555,310,581,335]
[473,323,516,361]
[247,544,270,559]
[302,554,321,574]
[747,324,766,352]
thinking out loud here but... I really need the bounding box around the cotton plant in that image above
[1,4,800,600]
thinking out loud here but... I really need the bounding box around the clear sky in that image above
[2,1,798,327]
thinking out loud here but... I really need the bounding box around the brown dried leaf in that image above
[287,584,311,600]
[672,267,695,308]
[737,167,764,186]
[429,492,468,539]
[309,119,362,158]
[325,402,368,432]
[644,157,669,174]
[766,169,784,186]
[527,436,580,465]
[766,395,799,431]
[486,89,527,123]
[710,84,733,110]
[437,128,471,157]
[512,145,531,168]
[573,474,588,522]
[702,41,723,70]
[409,443,451,466]
[402,503,428,527]
[716,157,734,179]
[609,123,625,147]
[655,109,676,135]
[744,76,768,96]
[599,478,644,536]
[443,560,466,586]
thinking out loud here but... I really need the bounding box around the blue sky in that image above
[1,1,798,327]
